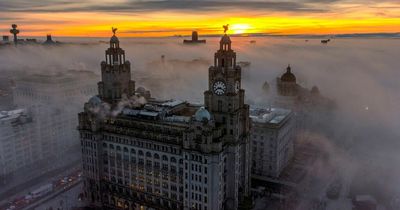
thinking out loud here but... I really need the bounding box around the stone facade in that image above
[250,108,295,178]
[0,109,38,180]
[78,32,251,210]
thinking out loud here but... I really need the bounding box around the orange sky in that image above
[0,1,399,37]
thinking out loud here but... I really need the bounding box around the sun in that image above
[230,23,252,34]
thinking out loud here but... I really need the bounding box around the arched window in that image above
[116,146,121,151]
[138,150,144,156]
[154,153,160,159]
[109,144,114,149]
[123,147,128,153]
[162,155,168,161]
[146,152,152,157]
[102,143,107,148]
[179,159,183,164]
[130,148,136,154]
[170,157,177,163]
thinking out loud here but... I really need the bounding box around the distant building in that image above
[43,34,56,45]
[0,77,15,110]
[249,107,295,178]
[275,65,299,109]
[0,109,39,182]
[183,31,206,44]
[79,31,251,210]
[2,36,9,42]
[274,65,335,112]
[25,38,37,43]
[13,70,98,161]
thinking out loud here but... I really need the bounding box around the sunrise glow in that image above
[0,1,399,37]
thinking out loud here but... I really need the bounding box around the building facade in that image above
[250,108,295,178]
[78,32,251,210]
[0,109,39,181]
[13,70,98,161]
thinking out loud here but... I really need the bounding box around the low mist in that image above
[1,36,399,207]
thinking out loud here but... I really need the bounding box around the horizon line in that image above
[8,32,400,39]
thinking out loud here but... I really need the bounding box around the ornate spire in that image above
[105,28,124,65]
[213,25,236,69]
[98,28,135,103]
[220,25,232,51]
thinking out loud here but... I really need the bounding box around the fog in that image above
[1,36,399,208]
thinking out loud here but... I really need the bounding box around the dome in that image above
[220,34,231,44]
[88,96,102,106]
[194,107,211,122]
[311,86,320,95]
[110,35,119,43]
[281,65,296,83]
[136,87,146,93]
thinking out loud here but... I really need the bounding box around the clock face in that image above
[213,80,226,96]
[235,81,240,93]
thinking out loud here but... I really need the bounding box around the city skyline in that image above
[0,1,399,209]
[0,0,399,37]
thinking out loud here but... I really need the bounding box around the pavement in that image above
[0,149,81,203]
[0,166,82,210]
[30,182,85,210]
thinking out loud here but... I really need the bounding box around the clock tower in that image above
[97,28,135,104]
[204,29,251,209]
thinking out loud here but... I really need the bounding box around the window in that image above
[162,155,168,161]
[154,153,160,159]
[131,148,136,154]
[170,157,177,163]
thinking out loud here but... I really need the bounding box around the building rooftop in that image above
[249,107,292,125]
[113,99,201,125]
[0,109,27,121]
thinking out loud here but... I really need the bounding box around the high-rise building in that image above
[78,31,250,210]
[249,108,295,178]
[13,70,98,161]
[0,109,39,182]
[183,31,206,44]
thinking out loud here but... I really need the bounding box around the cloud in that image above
[0,0,326,13]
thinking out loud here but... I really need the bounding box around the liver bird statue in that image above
[112,27,118,35]
[223,24,229,34]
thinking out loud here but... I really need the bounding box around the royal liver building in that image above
[78,30,250,210]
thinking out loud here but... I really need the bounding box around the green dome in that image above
[195,107,211,122]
